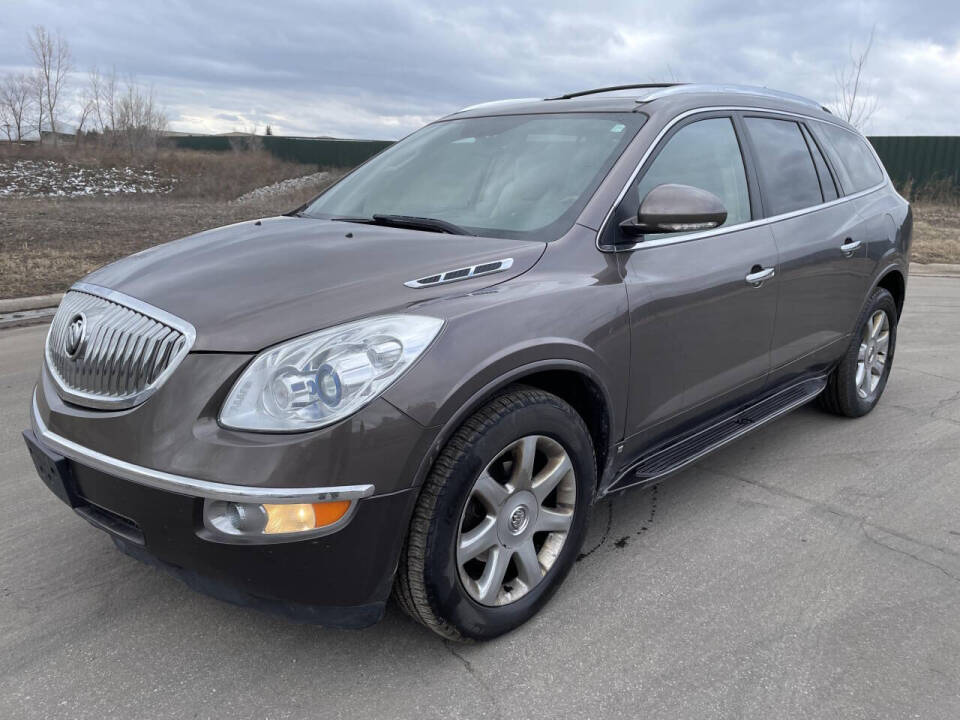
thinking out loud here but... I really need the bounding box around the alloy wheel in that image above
[856,309,890,399]
[456,435,576,607]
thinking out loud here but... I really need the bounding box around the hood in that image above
[83,216,546,351]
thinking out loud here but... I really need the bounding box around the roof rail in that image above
[638,84,827,111]
[545,83,683,101]
[451,84,831,116]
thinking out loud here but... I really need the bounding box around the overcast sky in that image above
[1,0,958,139]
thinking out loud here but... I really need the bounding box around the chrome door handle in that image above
[840,239,862,256]
[745,267,775,286]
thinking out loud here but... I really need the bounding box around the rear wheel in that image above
[819,287,898,417]
[394,386,595,641]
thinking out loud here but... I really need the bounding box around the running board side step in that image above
[603,377,827,496]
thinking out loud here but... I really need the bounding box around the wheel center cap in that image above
[497,490,538,546]
[509,506,529,535]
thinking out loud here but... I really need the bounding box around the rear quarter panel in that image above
[856,186,912,293]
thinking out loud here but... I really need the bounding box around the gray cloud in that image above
[1,0,958,137]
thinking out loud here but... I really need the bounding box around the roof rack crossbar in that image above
[546,83,684,101]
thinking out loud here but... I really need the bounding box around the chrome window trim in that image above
[596,105,889,253]
[31,390,375,505]
[45,282,198,410]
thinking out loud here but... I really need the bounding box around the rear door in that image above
[741,114,873,384]
[607,114,779,447]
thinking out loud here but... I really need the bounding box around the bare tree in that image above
[0,103,10,142]
[832,26,879,131]
[114,77,167,152]
[104,67,118,132]
[30,69,45,139]
[0,72,35,141]
[75,88,95,142]
[28,25,72,141]
[87,66,104,132]
[88,65,119,136]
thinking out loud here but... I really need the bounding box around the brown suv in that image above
[23,84,911,640]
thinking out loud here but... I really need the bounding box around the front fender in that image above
[383,231,630,434]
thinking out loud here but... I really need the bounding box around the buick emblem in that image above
[509,506,529,535]
[64,313,86,359]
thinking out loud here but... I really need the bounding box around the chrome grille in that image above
[45,283,196,409]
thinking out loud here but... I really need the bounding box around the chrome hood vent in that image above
[45,283,196,410]
[405,258,514,288]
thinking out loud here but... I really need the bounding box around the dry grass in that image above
[911,203,960,264]
[897,177,960,208]
[0,173,341,298]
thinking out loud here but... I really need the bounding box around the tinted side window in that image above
[633,117,751,231]
[745,117,822,215]
[812,122,884,193]
[801,125,838,201]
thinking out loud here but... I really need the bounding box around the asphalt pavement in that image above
[1,275,959,719]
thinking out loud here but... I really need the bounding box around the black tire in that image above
[818,287,898,417]
[394,386,596,641]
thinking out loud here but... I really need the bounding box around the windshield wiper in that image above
[329,214,473,236]
[330,215,377,224]
[375,214,474,235]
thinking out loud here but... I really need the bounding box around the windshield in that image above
[302,113,645,240]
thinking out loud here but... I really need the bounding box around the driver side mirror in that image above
[619,183,727,239]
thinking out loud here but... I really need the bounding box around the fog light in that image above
[203,499,352,541]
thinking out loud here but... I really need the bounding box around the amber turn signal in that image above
[262,501,351,534]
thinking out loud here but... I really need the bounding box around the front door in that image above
[604,114,779,448]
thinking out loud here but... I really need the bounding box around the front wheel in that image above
[818,287,898,417]
[394,386,595,641]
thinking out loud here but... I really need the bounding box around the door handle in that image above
[745,267,775,287]
[840,238,862,256]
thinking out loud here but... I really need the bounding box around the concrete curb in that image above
[910,263,960,278]
[0,293,63,313]
[0,307,57,330]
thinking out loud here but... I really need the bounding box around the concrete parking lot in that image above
[1,275,959,720]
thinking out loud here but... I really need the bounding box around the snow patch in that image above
[0,160,177,197]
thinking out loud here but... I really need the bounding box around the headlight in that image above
[219,315,443,431]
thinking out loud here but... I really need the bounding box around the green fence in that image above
[868,136,960,189]
[169,135,394,168]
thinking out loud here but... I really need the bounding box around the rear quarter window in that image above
[744,117,823,216]
[811,122,884,194]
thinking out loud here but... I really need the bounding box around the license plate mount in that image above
[23,429,81,508]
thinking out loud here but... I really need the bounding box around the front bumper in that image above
[25,418,415,628]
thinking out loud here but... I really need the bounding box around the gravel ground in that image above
[232,171,330,203]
